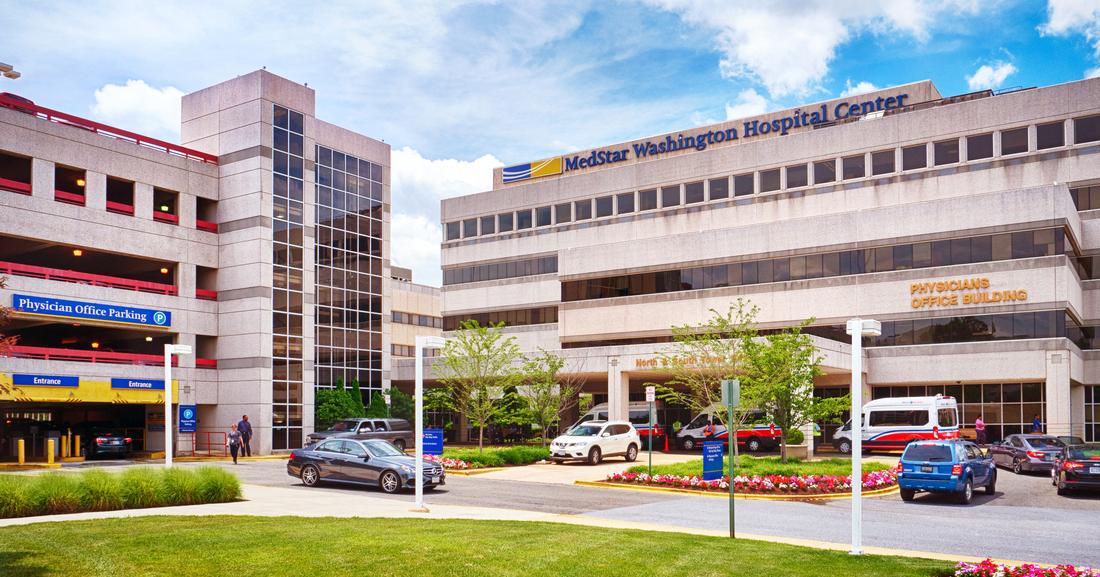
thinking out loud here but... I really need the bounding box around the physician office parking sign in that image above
[179,405,197,433]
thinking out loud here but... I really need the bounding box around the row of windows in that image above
[1069,186,1100,211]
[392,344,441,358]
[443,255,557,286]
[392,311,443,328]
[562,228,1065,302]
[1086,386,1099,442]
[442,306,559,331]
[317,146,384,182]
[445,114,1100,241]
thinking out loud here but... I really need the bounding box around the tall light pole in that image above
[163,343,193,468]
[0,62,21,80]
[413,334,446,512]
[845,318,881,555]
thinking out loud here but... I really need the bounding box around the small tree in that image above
[0,277,17,356]
[388,388,415,422]
[423,387,456,430]
[438,320,525,451]
[521,350,584,446]
[349,379,367,415]
[741,321,845,462]
[492,385,531,442]
[650,300,761,466]
[365,392,389,418]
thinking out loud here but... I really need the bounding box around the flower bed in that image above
[424,454,471,470]
[604,470,897,495]
[955,559,1099,577]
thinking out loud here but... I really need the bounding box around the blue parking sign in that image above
[178,405,197,433]
[702,441,724,481]
[422,428,444,455]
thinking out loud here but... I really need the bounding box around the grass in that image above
[626,455,891,477]
[0,466,241,519]
[442,445,550,468]
[0,517,953,577]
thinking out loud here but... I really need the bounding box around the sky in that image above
[2,0,1100,286]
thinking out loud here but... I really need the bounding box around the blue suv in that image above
[896,439,996,504]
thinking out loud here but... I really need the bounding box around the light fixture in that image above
[72,249,83,257]
[160,267,169,274]
[159,205,170,212]
[76,178,86,187]
[145,336,154,342]
[90,341,100,349]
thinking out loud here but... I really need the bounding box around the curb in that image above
[574,480,900,500]
[138,455,290,462]
[0,463,63,471]
[446,467,506,476]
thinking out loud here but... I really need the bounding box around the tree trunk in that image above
[542,426,548,447]
[780,437,787,463]
[478,424,485,452]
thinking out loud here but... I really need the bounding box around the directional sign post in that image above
[721,379,740,539]
[645,385,655,477]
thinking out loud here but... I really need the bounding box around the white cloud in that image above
[724,88,770,120]
[840,80,880,97]
[966,61,1018,90]
[1040,0,1100,76]
[390,213,443,286]
[1089,66,1100,78]
[645,0,981,97]
[90,80,183,140]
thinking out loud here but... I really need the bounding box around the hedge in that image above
[443,445,550,468]
[0,466,242,519]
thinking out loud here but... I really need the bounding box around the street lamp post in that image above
[845,318,881,555]
[413,335,446,512]
[163,344,193,468]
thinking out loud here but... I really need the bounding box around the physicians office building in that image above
[0,70,390,457]
[437,78,1100,446]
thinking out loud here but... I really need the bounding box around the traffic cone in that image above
[664,433,669,452]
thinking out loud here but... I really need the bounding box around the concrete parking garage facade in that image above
[431,78,1100,446]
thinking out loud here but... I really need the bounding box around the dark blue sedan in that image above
[288,438,444,494]
[896,439,996,504]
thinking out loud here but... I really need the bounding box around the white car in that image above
[550,420,640,465]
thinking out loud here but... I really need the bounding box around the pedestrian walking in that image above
[237,415,253,457]
[1031,414,1043,433]
[975,416,986,446]
[226,424,243,464]
[703,420,716,440]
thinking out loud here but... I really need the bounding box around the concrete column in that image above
[85,171,106,210]
[894,147,904,172]
[834,157,843,181]
[31,158,54,199]
[779,165,787,190]
[1065,118,1075,148]
[135,182,154,220]
[807,161,816,186]
[1071,384,1086,439]
[959,135,969,163]
[1044,350,1072,436]
[1027,124,1038,153]
[607,358,628,421]
[993,130,1003,157]
[178,262,197,299]
[926,142,935,168]
[178,193,197,230]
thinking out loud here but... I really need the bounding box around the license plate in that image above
[111,440,122,445]
[431,476,440,484]
[921,465,933,473]
[1090,467,1100,475]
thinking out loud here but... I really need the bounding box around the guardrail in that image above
[195,288,217,301]
[0,176,31,195]
[106,200,135,215]
[195,218,218,233]
[153,211,178,225]
[54,190,85,206]
[0,260,178,295]
[7,345,178,366]
[176,432,228,457]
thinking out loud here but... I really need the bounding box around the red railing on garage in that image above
[0,260,178,296]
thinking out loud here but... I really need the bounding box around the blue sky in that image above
[2,0,1099,285]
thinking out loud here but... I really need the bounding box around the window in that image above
[575,199,593,219]
[480,215,495,235]
[813,160,835,184]
[1075,114,1100,144]
[685,181,704,203]
[498,212,514,232]
[709,177,729,200]
[871,150,894,175]
[760,169,780,192]
[661,185,680,207]
[617,192,634,214]
[734,173,754,196]
[934,139,959,165]
[516,209,533,229]
[868,410,929,427]
[842,155,865,180]
[462,218,477,238]
[1001,127,1028,155]
[595,196,613,217]
[106,177,135,214]
[967,133,993,160]
[785,164,808,188]
[1036,121,1064,150]
[555,203,571,223]
[902,145,926,170]
[638,189,657,211]
[536,206,552,227]
[939,408,958,428]
[445,222,460,241]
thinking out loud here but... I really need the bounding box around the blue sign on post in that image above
[179,405,197,433]
[702,441,725,481]
[11,294,171,328]
[13,374,79,387]
[422,428,444,456]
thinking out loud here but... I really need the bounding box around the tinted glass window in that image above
[902,444,953,462]
[871,150,894,175]
[1001,127,1028,155]
[685,181,705,203]
[480,215,495,235]
[934,139,959,165]
[842,155,865,179]
[536,206,551,227]
[813,160,835,184]
[786,164,808,188]
[318,440,343,453]
[1036,121,1064,149]
[516,209,533,229]
[938,408,958,427]
[555,203,571,223]
[869,410,929,427]
[617,192,634,214]
[967,133,994,160]
[661,186,681,207]
[445,222,460,241]
[709,177,729,199]
[902,145,926,170]
[575,199,592,219]
[595,196,614,217]
[638,189,657,210]
[760,169,780,192]
[463,218,477,238]
[1075,115,1100,144]
[498,213,513,232]
[734,174,754,196]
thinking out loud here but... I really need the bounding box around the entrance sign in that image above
[111,378,165,390]
[422,428,444,456]
[13,374,78,388]
[178,405,197,433]
[702,441,724,481]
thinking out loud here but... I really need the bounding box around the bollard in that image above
[18,439,25,465]
[61,435,69,459]
[47,439,55,465]
[75,435,82,458]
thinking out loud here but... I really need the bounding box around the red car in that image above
[1052,443,1100,495]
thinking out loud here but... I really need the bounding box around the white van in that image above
[574,402,665,445]
[832,394,959,454]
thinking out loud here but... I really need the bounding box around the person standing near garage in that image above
[226,424,242,465]
[975,416,986,446]
[237,415,253,457]
[1032,414,1043,433]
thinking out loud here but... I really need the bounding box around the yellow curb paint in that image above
[0,463,62,470]
[574,480,900,501]
[152,455,290,462]
[445,467,506,476]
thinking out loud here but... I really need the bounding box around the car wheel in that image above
[1056,473,1069,496]
[300,465,321,487]
[899,488,915,502]
[588,446,602,465]
[393,439,407,452]
[837,439,852,455]
[682,437,696,451]
[625,444,638,462]
[957,478,973,505]
[1012,459,1023,475]
[985,471,996,495]
[746,437,762,453]
[379,471,401,494]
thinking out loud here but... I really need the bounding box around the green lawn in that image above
[626,455,891,477]
[0,517,952,577]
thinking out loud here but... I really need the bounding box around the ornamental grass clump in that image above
[159,467,202,506]
[195,466,242,503]
[29,473,84,515]
[78,469,125,511]
[0,475,35,518]
[119,467,162,509]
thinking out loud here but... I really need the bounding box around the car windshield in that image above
[903,444,953,462]
[364,441,405,457]
[566,425,602,437]
[329,420,360,432]
[1067,446,1100,460]
[1025,437,1065,449]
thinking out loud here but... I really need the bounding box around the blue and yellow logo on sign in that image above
[502,157,562,183]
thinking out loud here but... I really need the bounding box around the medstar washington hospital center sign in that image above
[501,92,910,183]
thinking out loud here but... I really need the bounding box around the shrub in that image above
[194,466,242,503]
[0,475,34,518]
[78,469,124,511]
[442,445,549,468]
[785,429,805,445]
[30,473,84,515]
[160,467,202,506]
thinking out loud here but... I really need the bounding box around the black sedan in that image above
[80,427,133,459]
[288,439,444,494]
[1052,443,1100,495]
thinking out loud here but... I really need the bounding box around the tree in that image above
[521,350,585,446]
[388,388,415,422]
[0,277,17,356]
[315,385,366,430]
[365,391,389,418]
[423,387,456,431]
[492,385,532,442]
[741,321,845,462]
[437,320,525,451]
[349,379,367,416]
[649,300,761,466]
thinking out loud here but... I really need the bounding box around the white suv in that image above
[550,420,641,465]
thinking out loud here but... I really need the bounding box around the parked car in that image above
[80,426,133,459]
[676,406,781,452]
[574,402,666,448]
[833,395,959,454]
[896,439,996,504]
[305,418,414,451]
[287,438,444,494]
[990,434,1065,474]
[550,420,640,465]
[1051,443,1100,495]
